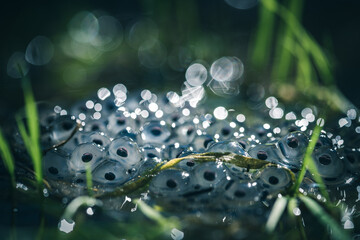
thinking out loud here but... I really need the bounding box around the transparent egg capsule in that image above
[69,100,97,119]
[178,158,199,172]
[174,122,197,145]
[312,147,345,184]
[141,144,162,161]
[163,144,191,160]
[277,131,309,168]
[247,124,272,142]
[248,143,285,165]
[140,121,171,144]
[341,149,360,175]
[43,150,72,181]
[84,119,108,133]
[39,109,59,129]
[92,159,132,186]
[149,169,191,197]
[236,137,253,151]
[49,115,78,144]
[223,181,261,206]
[207,141,248,156]
[138,144,163,172]
[256,166,293,193]
[108,137,143,167]
[205,121,235,141]
[315,133,334,149]
[191,134,214,152]
[106,112,136,137]
[225,164,250,180]
[68,143,105,172]
[83,131,111,148]
[191,162,228,189]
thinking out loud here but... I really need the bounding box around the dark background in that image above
[0,0,359,119]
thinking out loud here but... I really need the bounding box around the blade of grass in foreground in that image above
[135,199,179,231]
[265,196,288,232]
[0,128,16,187]
[299,196,351,240]
[85,163,93,196]
[15,74,43,186]
[292,122,323,196]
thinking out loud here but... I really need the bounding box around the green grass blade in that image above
[0,128,16,187]
[251,1,276,68]
[272,0,304,82]
[306,155,330,201]
[14,75,43,186]
[135,199,179,230]
[62,196,102,221]
[262,0,333,85]
[299,196,351,240]
[265,196,288,232]
[85,163,93,196]
[292,123,322,195]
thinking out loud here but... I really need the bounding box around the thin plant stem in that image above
[291,123,322,195]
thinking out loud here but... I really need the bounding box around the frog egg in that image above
[312,147,345,183]
[68,143,105,172]
[50,115,78,144]
[84,120,108,133]
[247,124,272,142]
[43,150,72,181]
[149,169,191,197]
[191,135,214,152]
[163,144,191,160]
[140,121,171,144]
[92,159,133,186]
[83,132,111,148]
[315,133,334,149]
[342,149,360,174]
[236,137,253,151]
[256,166,293,192]
[277,131,309,168]
[39,109,59,129]
[248,144,285,165]
[138,145,163,173]
[223,181,261,206]
[106,112,136,137]
[174,122,197,145]
[60,131,110,153]
[178,158,199,172]
[108,137,143,168]
[207,141,248,156]
[141,144,162,161]
[191,162,228,189]
[205,121,235,140]
[225,164,250,180]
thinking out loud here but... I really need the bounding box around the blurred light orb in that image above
[97,87,111,100]
[214,106,228,120]
[269,107,284,119]
[185,63,208,86]
[7,52,30,78]
[69,11,99,43]
[225,0,259,10]
[25,36,54,65]
[210,56,244,82]
[128,19,159,49]
[91,16,123,51]
[208,79,240,97]
[265,96,278,109]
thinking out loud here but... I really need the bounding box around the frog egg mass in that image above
[14,83,357,212]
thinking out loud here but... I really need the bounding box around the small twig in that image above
[44,122,81,153]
